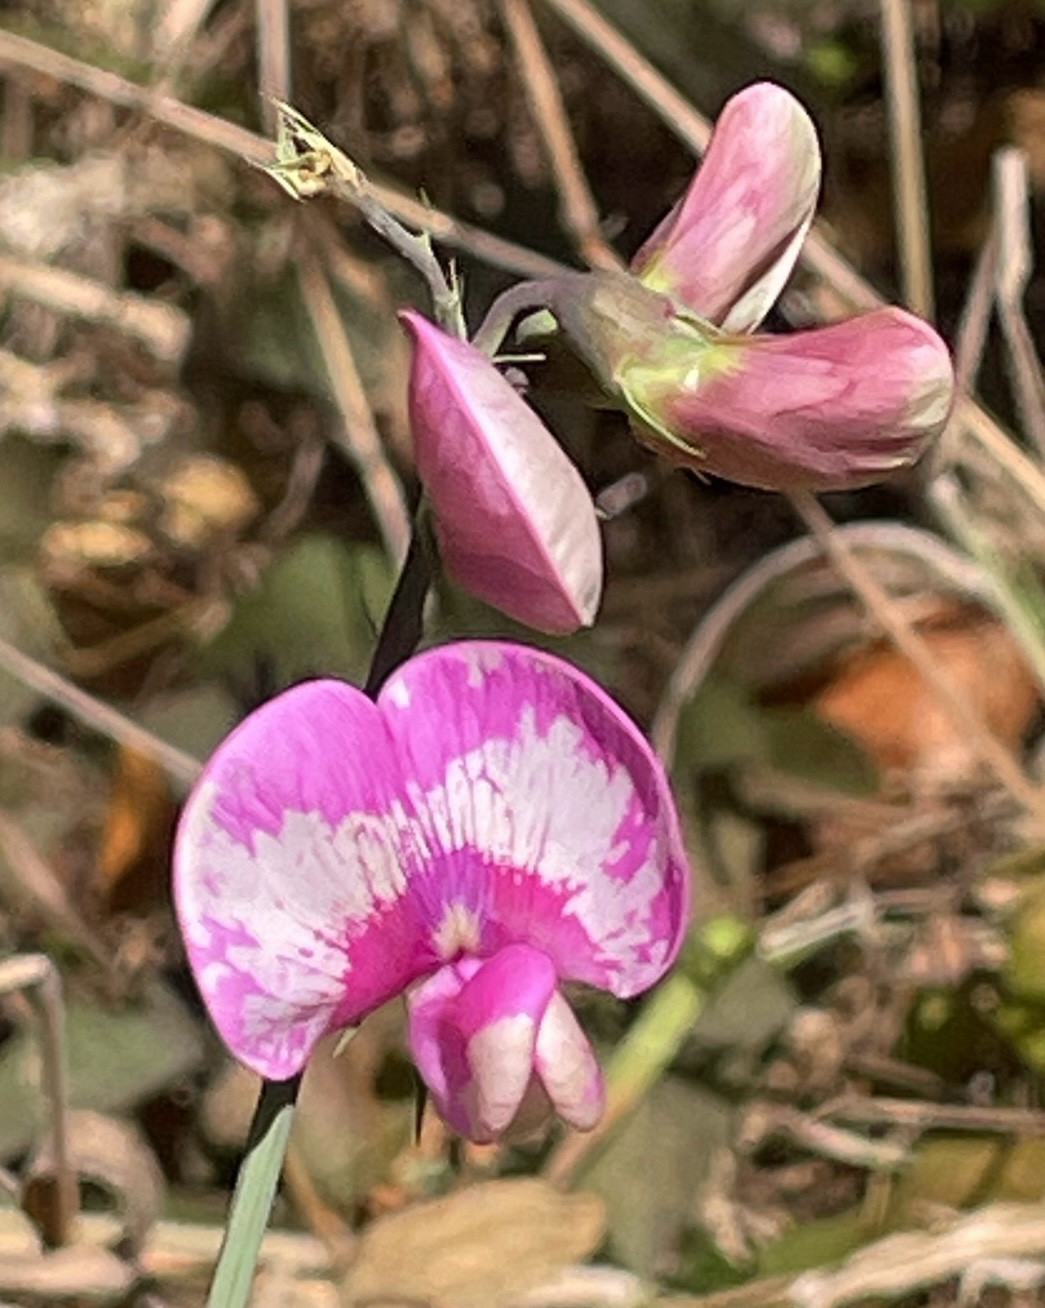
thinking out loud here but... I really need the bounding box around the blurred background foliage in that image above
[1,0,1045,1304]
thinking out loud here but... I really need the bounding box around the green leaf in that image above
[135,682,238,763]
[201,534,393,691]
[586,1077,733,1276]
[0,437,64,561]
[673,677,771,776]
[0,980,203,1159]
[0,567,66,727]
[762,708,879,797]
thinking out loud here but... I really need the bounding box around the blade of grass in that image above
[206,1077,298,1308]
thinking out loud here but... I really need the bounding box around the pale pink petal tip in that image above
[407,944,603,1142]
[619,306,955,491]
[632,81,821,331]
[402,311,603,634]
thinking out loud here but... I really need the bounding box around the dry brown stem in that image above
[295,250,411,563]
[498,0,621,271]
[0,254,190,364]
[0,27,567,283]
[879,0,935,319]
[0,954,76,1247]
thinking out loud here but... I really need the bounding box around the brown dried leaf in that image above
[814,610,1039,779]
[342,1178,605,1308]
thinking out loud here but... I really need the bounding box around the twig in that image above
[295,251,411,563]
[879,0,935,319]
[818,1095,1045,1137]
[789,1203,1045,1308]
[748,1104,908,1171]
[0,254,190,364]
[0,809,111,969]
[498,0,621,271]
[258,431,326,545]
[658,1278,791,1308]
[951,222,996,394]
[0,27,567,284]
[0,632,200,790]
[539,0,711,151]
[255,0,292,134]
[992,147,1045,456]
[271,102,464,336]
[61,603,211,680]
[788,491,1045,826]
[930,473,1045,693]
[0,955,76,1247]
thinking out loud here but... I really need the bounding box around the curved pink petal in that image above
[631,82,821,331]
[173,680,430,1081]
[618,308,955,491]
[377,642,691,996]
[408,946,558,1141]
[534,992,604,1131]
[403,311,603,635]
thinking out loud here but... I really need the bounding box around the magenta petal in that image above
[407,945,558,1141]
[173,680,430,1080]
[378,642,690,996]
[405,960,474,1128]
[403,311,603,635]
[631,82,821,331]
[619,308,955,491]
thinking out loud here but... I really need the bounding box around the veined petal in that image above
[618,308,955,491]
[407,945,558,1141]
[631,82,821,332]
[173,680,430,1081]
[403,311,603,635]
[379,642,691,996]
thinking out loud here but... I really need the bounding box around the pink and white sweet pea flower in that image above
[550,82,955,491]
[174,641,689,1143]
[403,312,603,635]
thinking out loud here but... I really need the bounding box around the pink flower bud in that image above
[616,308,955,491]
[631,82,821,331]
[403,312,603,634]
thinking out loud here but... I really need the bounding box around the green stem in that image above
[267,102,465,338]
[470,280,561,356]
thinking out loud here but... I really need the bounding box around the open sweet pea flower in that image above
[403,312,603,635]
[546,82,954,492]
[174,641,690,1143]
